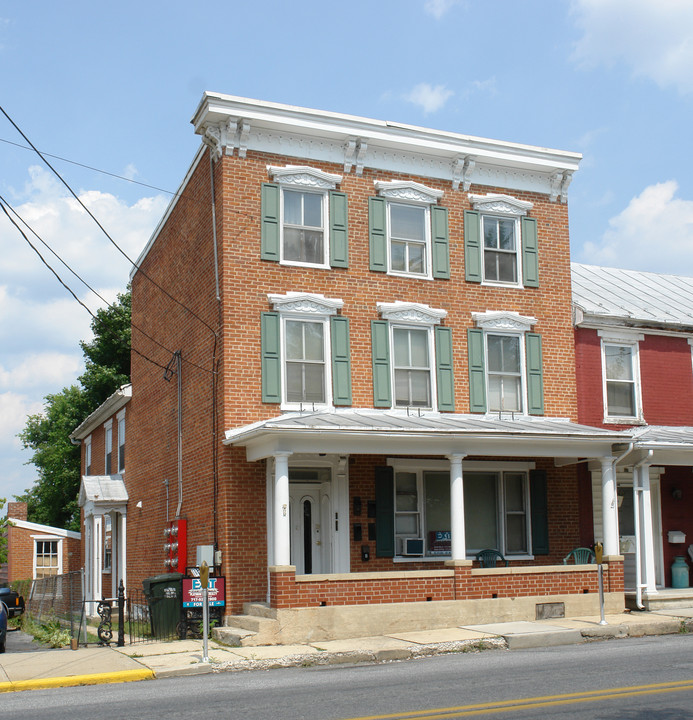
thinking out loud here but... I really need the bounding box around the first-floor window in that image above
[393,326,432,408]
[35,540,60,578]
[392,465,531,558]
[285,319,326,404]
[487,334,522,412]
[103,515,112,572]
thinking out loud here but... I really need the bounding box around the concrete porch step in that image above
[212,625,255,647]
[215,611,281,646]
[242,602,277,619]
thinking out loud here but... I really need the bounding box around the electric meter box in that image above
[196,545,215,567]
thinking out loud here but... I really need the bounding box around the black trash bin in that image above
[142,573,183,639]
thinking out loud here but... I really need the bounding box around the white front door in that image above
[289,482,331,574]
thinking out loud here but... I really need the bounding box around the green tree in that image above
[17,291,131,531]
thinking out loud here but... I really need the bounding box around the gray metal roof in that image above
[631,425,693,448]
[79,475,128,506]
[572,263,693,329]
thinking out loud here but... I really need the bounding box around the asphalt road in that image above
[2,633,693,719]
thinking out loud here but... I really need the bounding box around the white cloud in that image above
[0,352,82,391]
[424,0,460,20]
[404,83,454,114]
[580,181,693,273]
[571,0,693,94]
[0,392,42,448]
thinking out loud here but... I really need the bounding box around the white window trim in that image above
[387,459,535,561]
[469,193,533,289]
[269,292,344,411]
[104,419,113,474]
[269,165,342,270]
[32,535,63,579]
[378,302,446,411]
[473,311,537,417]
[376,180,444,281]
[598,330,645,424]
[116,408,126,474]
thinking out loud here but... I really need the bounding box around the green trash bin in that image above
[142,573,183,639]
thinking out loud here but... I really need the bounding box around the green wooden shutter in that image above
[331,316,352,406]
[530,469,549,555]
[467,328,487,413]
[521,216,539,287]
[261,183,280,261]
[526,333,544,415]
[369,197,387,272]
[435,326,455,412]
[371,320,392,407]
[261,312,281,403]
[375,465,395,557]
[329,191,348,268]
[464,210,482,282]
[431,205,450,280]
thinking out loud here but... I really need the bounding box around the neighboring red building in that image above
[5,502,81,583]
[573,263,693,609]
[77,95,629,643]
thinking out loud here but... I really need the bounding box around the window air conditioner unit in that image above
[398,537,424,556]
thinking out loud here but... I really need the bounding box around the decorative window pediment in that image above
[378,301,447,325]
[268,165,342,190]
[472,310,537,332]
[468,193,533,217]
[268,291,344,316]
[375,180,444,205]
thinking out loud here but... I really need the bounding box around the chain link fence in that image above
[26,570,84,640]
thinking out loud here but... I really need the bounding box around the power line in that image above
[0,105,218,338]
[0,194,214,377]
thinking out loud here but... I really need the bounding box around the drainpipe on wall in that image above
[633,450,653,610]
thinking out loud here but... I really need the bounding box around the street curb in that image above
[0,668,154,694]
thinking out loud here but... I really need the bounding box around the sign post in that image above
[200,561,209,663]
[595,542,607,625]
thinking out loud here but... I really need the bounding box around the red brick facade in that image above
[118,96,621,617]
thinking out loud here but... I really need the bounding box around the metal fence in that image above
[26,569,84,640]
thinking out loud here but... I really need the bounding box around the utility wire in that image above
[0,105,218,337]
[0,194,214,377]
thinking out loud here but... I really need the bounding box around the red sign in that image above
[182,576,225,608]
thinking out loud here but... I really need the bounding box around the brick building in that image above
[573,264,693,609]
[4,501,81,583]
[70,384,130,605]
[77,95,631,641]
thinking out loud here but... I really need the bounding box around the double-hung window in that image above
[369,180,449,280]
[372,301,454,412]
[85,435,92,475]
[262,166,347,269]
[117,410,126,473]
[262,292,351,409]
[34,538,60,579]
[468,311,543,415]
[599,330,643,422]
[465,194,538,288]
[104,420,113,474]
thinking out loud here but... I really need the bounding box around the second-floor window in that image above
[486,334,522,412]
[117,413,125,473]
[392,326,432,408]
[85,436,92,475]
[285,319,326,404]
[104,420,113,474]
[600,334,642,421]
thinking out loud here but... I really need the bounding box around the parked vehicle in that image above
[0,587,25,618]
[0,599,7,653]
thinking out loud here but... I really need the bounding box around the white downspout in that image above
[633,450,653,610]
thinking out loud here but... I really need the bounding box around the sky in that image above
[1,0,693,511]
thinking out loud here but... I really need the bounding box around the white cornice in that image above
[268,292,344,316]
[377,301,447,325]
[468,193,533,216]
[375,180,444,205]
[472,311,537,332]
[268,165,342,189]
[191,93,581,199]
[70,384,132,442]
[9,518,81,540]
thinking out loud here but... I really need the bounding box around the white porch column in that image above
[93,516,103,602]
[273,452,293,566]
[600,456,619,556]
[84,514,94,603]
[448,453,467,561]
[118,512,127,595]
[636,464,657,594]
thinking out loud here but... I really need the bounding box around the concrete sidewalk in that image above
[2,607,692,693]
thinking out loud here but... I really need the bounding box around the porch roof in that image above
[224,409,629,462]
[79,474,129,516]
[628,425,693,466]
